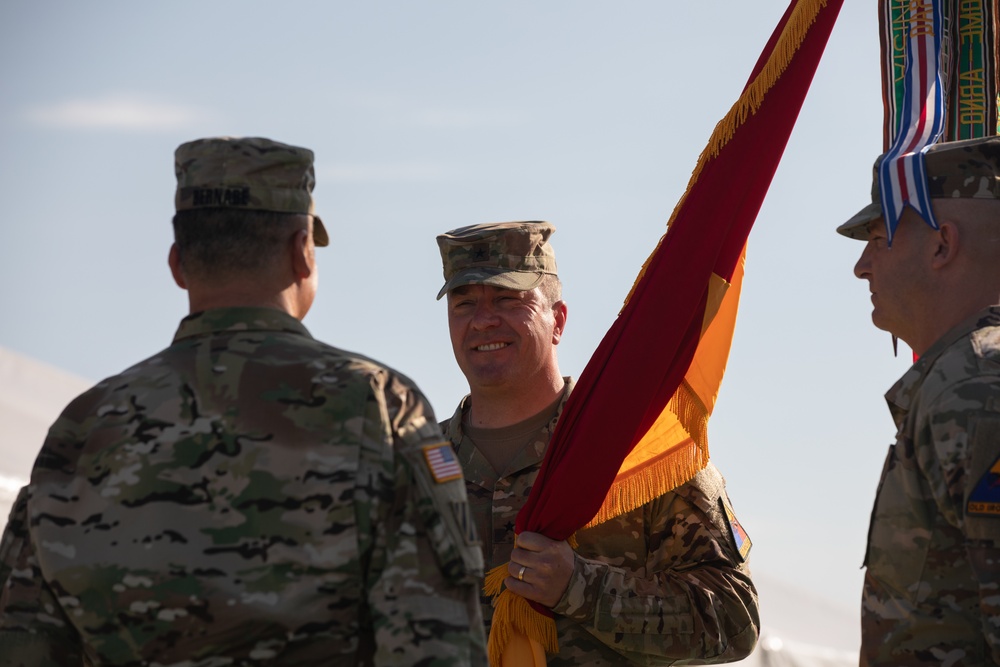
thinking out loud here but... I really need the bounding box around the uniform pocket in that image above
[862,444,896,569]
[864,440,934,603]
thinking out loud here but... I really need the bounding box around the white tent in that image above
[733,571,858,666]
[742,636,857,667]
[0,346,858,664]
[0,345,92,526]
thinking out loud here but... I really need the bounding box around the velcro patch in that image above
[423,442,463,484]
[720,497,752,562]
[470,242,490,263]
[968,453,1000,516]
[451,501,479,546]
[191,186,250,207]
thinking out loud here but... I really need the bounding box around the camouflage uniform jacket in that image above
[861,306,1000,666]
[442,378,759,666]
[0,307,486,667]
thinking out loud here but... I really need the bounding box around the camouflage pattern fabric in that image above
[861,306,1000,666]
[435,221,557,299]
[174,136,329,246]
[0,307,486,666]
[838,136,1000,240]
[442,378,760,665]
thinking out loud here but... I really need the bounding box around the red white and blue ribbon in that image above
[878,0,946,244]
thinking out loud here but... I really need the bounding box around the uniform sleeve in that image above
[550,468,759,664]
[923,383,1000,663]
[0,486,28,586]
[0,486,84,667]
[360,372,487,667]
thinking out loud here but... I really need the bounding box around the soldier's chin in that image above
[870,314,901,342]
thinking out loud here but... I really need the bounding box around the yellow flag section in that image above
[588,257,744,527]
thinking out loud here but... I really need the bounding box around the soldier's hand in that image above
[506,531,575,608]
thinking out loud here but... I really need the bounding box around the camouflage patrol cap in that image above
[174,136,329,246]
[838,136,1000,240]
[436,221,557,300]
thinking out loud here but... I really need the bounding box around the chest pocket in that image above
[864,440,935,603]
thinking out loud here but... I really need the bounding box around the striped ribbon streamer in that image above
[947,0,998,140]
[878,0,946,244]
[879,0,999,243]
[879,0,911,145]
[883,1,999,144]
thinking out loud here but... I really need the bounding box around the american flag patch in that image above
[423,443,463,484]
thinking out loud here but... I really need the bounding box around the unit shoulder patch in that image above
[968,452,1000,517]
[422,442,463,484]
[720,496,752,562]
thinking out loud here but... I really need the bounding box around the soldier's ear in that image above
[930,220,959,270]
[168,244,188,290]
[552,300,567,344]
[289,228,315,282]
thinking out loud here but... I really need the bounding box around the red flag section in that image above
[485,1,845,664]
[522,0,844,547]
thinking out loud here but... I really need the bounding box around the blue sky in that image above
[0,0,911,639]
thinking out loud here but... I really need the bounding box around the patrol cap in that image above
[838,136,1000,240]
[436,221,558,300]
[174,136,329,246]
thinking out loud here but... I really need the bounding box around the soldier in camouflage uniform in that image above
[839,136,1000,666]
[0,137,486,666]
[434,221,759,665]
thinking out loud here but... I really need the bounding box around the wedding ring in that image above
[517,565,526,581]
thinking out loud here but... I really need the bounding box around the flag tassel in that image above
[484,564,557,666]
[625,0,829,309]
[585,441,702,527]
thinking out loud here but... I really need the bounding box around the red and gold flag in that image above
[484,1,845,664]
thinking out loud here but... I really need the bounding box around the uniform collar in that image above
[172,306,312,344]
[446,376,575,477]
[886,305,1000,422]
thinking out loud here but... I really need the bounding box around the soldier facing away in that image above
[0,136,486,666]
[434,221,760,665]
[839,136,1000,666]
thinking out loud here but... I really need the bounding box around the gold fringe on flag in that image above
[484,531,579,665]
[586,382,710,527]
[592,255,743,526]
[626,0,828,308]
[484,565,557,666]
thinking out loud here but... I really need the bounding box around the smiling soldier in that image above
[434,220,759,665]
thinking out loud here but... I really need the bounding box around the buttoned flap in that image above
[864,440,935,602]
[451,436,500,492]
[594,595,695,635]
